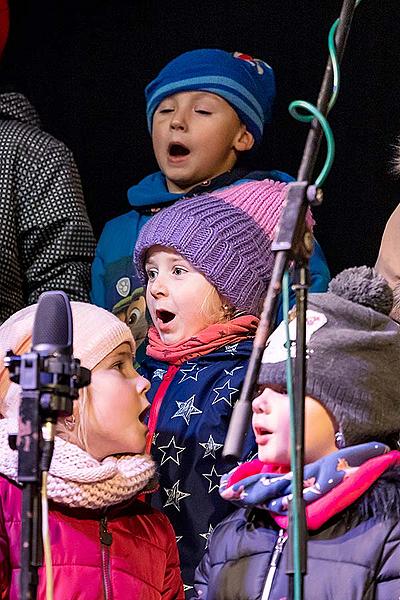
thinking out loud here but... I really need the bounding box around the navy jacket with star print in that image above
[140,338,257,596]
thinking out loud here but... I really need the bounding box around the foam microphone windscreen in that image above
[32,291,73,354]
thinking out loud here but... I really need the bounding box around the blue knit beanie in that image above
[145,49,276,147]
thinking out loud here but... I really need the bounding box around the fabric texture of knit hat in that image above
[259,266,400,446]
[135,178,299,316]
[145,49,275,147]
[0,301,134,419]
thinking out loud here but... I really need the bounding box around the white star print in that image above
[152,432,159,445]
[224,343,239,355]
[171,395,202,425]
[212,379,239,406]
[175,535,183,543]
[183,584,193,592]
[153,368,166,380]
[223,365,243,376]
[178,362,207,383]
[158,436,186,466]
[199,435,223,459]
[199,524,214,550]
[163,480,191,511]
[202,465,223,493]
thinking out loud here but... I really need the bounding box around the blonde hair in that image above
[55,385,91,450]
[199,285,237,325]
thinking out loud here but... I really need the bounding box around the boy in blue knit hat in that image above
[91,49,330,346]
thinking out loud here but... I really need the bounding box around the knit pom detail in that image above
[328,266,393,316]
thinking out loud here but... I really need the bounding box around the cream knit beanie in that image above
[0,301,135,420]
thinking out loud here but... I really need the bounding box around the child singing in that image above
[0,301,183,599]
[193,266,400,599]
[134,178,313,593]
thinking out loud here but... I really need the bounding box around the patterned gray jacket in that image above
[0,92,95,323]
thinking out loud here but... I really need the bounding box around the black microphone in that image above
[32,291,76,472]
[5,291,91,474]
[32,290,73,357]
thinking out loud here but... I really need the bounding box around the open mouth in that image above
[255,427,271,436]
[168,142,190,157]
[156,309,175,324]
[139,405,150,424]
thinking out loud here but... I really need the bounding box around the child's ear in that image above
[233,126,255,152]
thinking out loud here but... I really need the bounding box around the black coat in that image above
[193,469,400,600]
[0,92,95,323]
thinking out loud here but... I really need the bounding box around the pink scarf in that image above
[220,447,400,531]
[146,315,259,365]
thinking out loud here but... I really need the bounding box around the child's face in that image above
[84,342,150,461]
[152,91,254,193]
[252,385,337,466]
[145,246,221,345]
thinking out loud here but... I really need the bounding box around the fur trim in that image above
[352,467,400,522]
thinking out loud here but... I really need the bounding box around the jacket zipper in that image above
[145,364,179,453]
[261,528,288,600]
[100,516,113,600]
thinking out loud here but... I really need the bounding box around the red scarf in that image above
[146,315,259,365]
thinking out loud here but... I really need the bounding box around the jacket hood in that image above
[127,168,294,211]
[0,92,41,127]
[128,171,182,209]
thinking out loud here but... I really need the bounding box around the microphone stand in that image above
[5,322,90,599]
[223,1,358,598]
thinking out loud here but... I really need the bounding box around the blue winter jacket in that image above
[91,169,330,313]
[192,468,400,599]
[139,338,257,596]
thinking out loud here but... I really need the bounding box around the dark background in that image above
[3,0,400,276]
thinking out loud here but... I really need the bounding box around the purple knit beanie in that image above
[134,179,293,316]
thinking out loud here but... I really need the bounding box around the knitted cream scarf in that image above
[0,420,156,510]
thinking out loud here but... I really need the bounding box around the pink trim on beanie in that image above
[213,178,315,235]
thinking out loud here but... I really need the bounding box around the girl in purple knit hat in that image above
[134,178,313,594]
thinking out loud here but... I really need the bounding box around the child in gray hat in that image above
[193,266,400,600]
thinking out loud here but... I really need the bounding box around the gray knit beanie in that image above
[259,266,400,446]
[134,179,302,316]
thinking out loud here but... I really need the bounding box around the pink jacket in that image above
[0,477,184,599]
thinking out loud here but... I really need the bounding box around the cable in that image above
[288,0,364,187]
[41,471,54,600]
[289,100,335,187]
[283,271,301,598]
